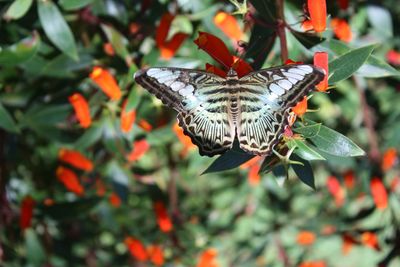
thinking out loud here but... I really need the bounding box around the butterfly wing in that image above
[134,67,235,156]
[237,64,325,155]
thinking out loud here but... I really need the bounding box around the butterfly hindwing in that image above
[237,64,325,155]
[134,68,235,156]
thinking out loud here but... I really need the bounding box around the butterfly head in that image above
[227,68,238,80]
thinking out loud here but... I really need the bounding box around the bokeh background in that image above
[1,0,400,266]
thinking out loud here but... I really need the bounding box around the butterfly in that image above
[134,64,325,156]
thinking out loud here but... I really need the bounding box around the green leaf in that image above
[322,39,400,78]
[74,124,103,149]
[38,0,78,60]
[38,198,101,220]
[290,154,315,190]
[287,139,325,161]
[125,88,142,112]
[0,32,40,66]
[59,0,94,10]
[3,0,33,20]
[203,149,254,174]
[293,123,321,138]
[0,103,19,133]
[24,229,46,265]
[328,44,375,83]
[367,5,393,38]
[291,30,325,49]
[101,24,129,61]
[147,126,176,145]
[305,121,365,157]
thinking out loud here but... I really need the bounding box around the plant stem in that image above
[354,76,380,164]
[276,0,288,63]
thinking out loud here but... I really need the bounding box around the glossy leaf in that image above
[203,149,254,174]
[328,44,375,83]
[290,154,315,190]
[291,30,325,49]
[288,139,325,161]
[3,0,33,20]
[59,0,94,10]
[101,24,130,60]
[294,123,321,138]
[306,121,365,157]
[38,0,78,60]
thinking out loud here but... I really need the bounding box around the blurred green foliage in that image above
[1,0,400,266]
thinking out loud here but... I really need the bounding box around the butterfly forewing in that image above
[237,64,325,155]
[134,68,235,156]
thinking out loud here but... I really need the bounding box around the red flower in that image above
[109,192,121,207]
[381,148,397,171]
[213,11,243,41]
[313,52,329,92]
[68,93,92,128]
[147,245,164,266]
[127,139,150,161]
[307,0,327,33]
[342,234,358,255]
[299,261,326,267]
[120,100,136,133]
[370,177,388,210]
[326,176,345,207]
[58,148,93,171]
[297,231,316,246]
[386,50,400,65]
[138,119,153,132]
[240,156,262,186]
[361,232,380,251]
[197,248,219,267]
[89,66,122,100]
[194,32,252,77]
[125,237,148,261]
[153,201,173,232]
[337,0,349,10]
[156,12,188,59]
[20,196,35,230]
[292,96,308,116]
[330,18,352,43]
[103,42,115,56]
[205,63,227,78]
[302,19,314,31]
[56,166,84,196]
[343,170,355,189]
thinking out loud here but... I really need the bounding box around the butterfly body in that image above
[134,64,324,156]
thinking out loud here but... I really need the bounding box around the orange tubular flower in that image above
[103,42,115,56]
[120,100,136,133]
[197,248,219,267]
[292,96,308,116]
[248,163,261,186]
[343,170,355,189]
[56,166,84,196]
[326,176,345,207]
[153,201,173,232]
[330,18,352,43]
[342,234,358,255]
[109,192,121,207]
[297,231,316,246]
[302,19,314,31]
[20,196,35,230]
[313,52,329,92]
[213,11,243,41]
[125,237,148,261]
[194,32,252,77]
[381,148,397,171]
[299,261,327,267]
[68,93,92,128]
[370,177,388,210]
[138,119,153,132]
[307,0,327,33]
[147,245,164,266]
[205,63,227,78]
[173,122,196,156]
[127,139,150,161]
[95,179,107,196]
[58,148,93,171]
[90,66,122,100]
[386,50,400,65]
[361,232,380,251]
[156,12,188,60]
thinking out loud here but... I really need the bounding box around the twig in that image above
[275,234,290,267]
[353,76,380,163]
[276,0,288,63]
